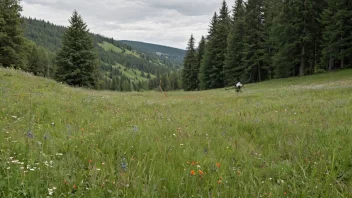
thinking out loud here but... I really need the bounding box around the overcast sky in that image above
[21,0,234,49]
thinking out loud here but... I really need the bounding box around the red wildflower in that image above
[88,159,92,163]
[190,170,196,176]
[198,170,204,175]
[216,163,221,168]
[73,185,77,189]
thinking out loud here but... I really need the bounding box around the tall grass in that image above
[1,68,352,197]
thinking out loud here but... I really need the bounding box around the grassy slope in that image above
[113,64,156,82]
[1,68,352,197]
[98,41,140,58]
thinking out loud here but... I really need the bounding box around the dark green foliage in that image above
[0,0,25,68]
[182,35,198,91]
[224,0,246,86]
[210,0,231,88]
[321,0,352,70]
[199,13,218,90]
[55,11,99,88]
[242,0,267,83]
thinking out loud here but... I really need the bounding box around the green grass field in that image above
[1,68,352,197]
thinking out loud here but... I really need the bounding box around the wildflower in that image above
[56,153,63,156]
[73,185,77,189]
[217,180,222,184]
[88,159,92,163]
[96,168,101,171]
[191,161,196,166]
[237,171,241,175]
[48,188,54,196]
[216,163,221,168]
[190,170,196,176]
[196,165,201,169]
[80,128,84,131]
[102,162,105,166]
[27,131,34,139]
[198,170,204,175]
[284,192,287,195]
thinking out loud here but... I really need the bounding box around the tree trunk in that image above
[340,57,344,69]
[329,56,334,71]
[300,45,305,76]
[258,64,261,82]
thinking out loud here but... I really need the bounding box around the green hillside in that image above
[1,67,352,197]
[120,40,186,68]
[23,18,178,91]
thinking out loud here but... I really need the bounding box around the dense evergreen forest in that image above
[183,0,352,91]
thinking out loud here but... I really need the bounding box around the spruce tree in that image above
[0,0,24,68]
[182,35,198,91]
[56,10,99,88]
[28,46,45,76]
[196,36,206,89]
[210,0,230,88]
[321,0,352,70]
[242,0,267,83]
[200,13,218,90]
[224,0,246,86]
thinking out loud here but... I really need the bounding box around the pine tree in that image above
[321,0,352,70]
[224,0,246,86]
[273,0,322,78]
[196,36,206,89]
[242,0,267,83]
[182,35,198,91]
[200,13,218,90]
[28,46,45,76]
[55,10,99,88]
[210,0,231,88]
[0,0,25,68]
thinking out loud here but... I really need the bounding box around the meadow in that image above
[1,68,352,197]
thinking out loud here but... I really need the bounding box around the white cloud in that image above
[21,0,234,49]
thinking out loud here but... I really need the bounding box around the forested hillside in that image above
[120,40,186,68]
[182,0,352,91]
[22,18,182,91]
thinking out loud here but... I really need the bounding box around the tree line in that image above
[183,0,352,91]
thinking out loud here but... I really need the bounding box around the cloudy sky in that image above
[21,0,234,49]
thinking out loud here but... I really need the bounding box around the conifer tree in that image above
[196,36,206,89]
[210,0,230,88]
[200,13,218,90]
[321,0,352,70]
[0,0,25,68]
[55,10,99,88]
[242,0,266,82]
[224,0,246,86]
[182,35,198,91]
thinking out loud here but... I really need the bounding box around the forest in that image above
[182,0,352,91]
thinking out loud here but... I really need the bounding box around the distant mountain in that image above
[120,40,186,67]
